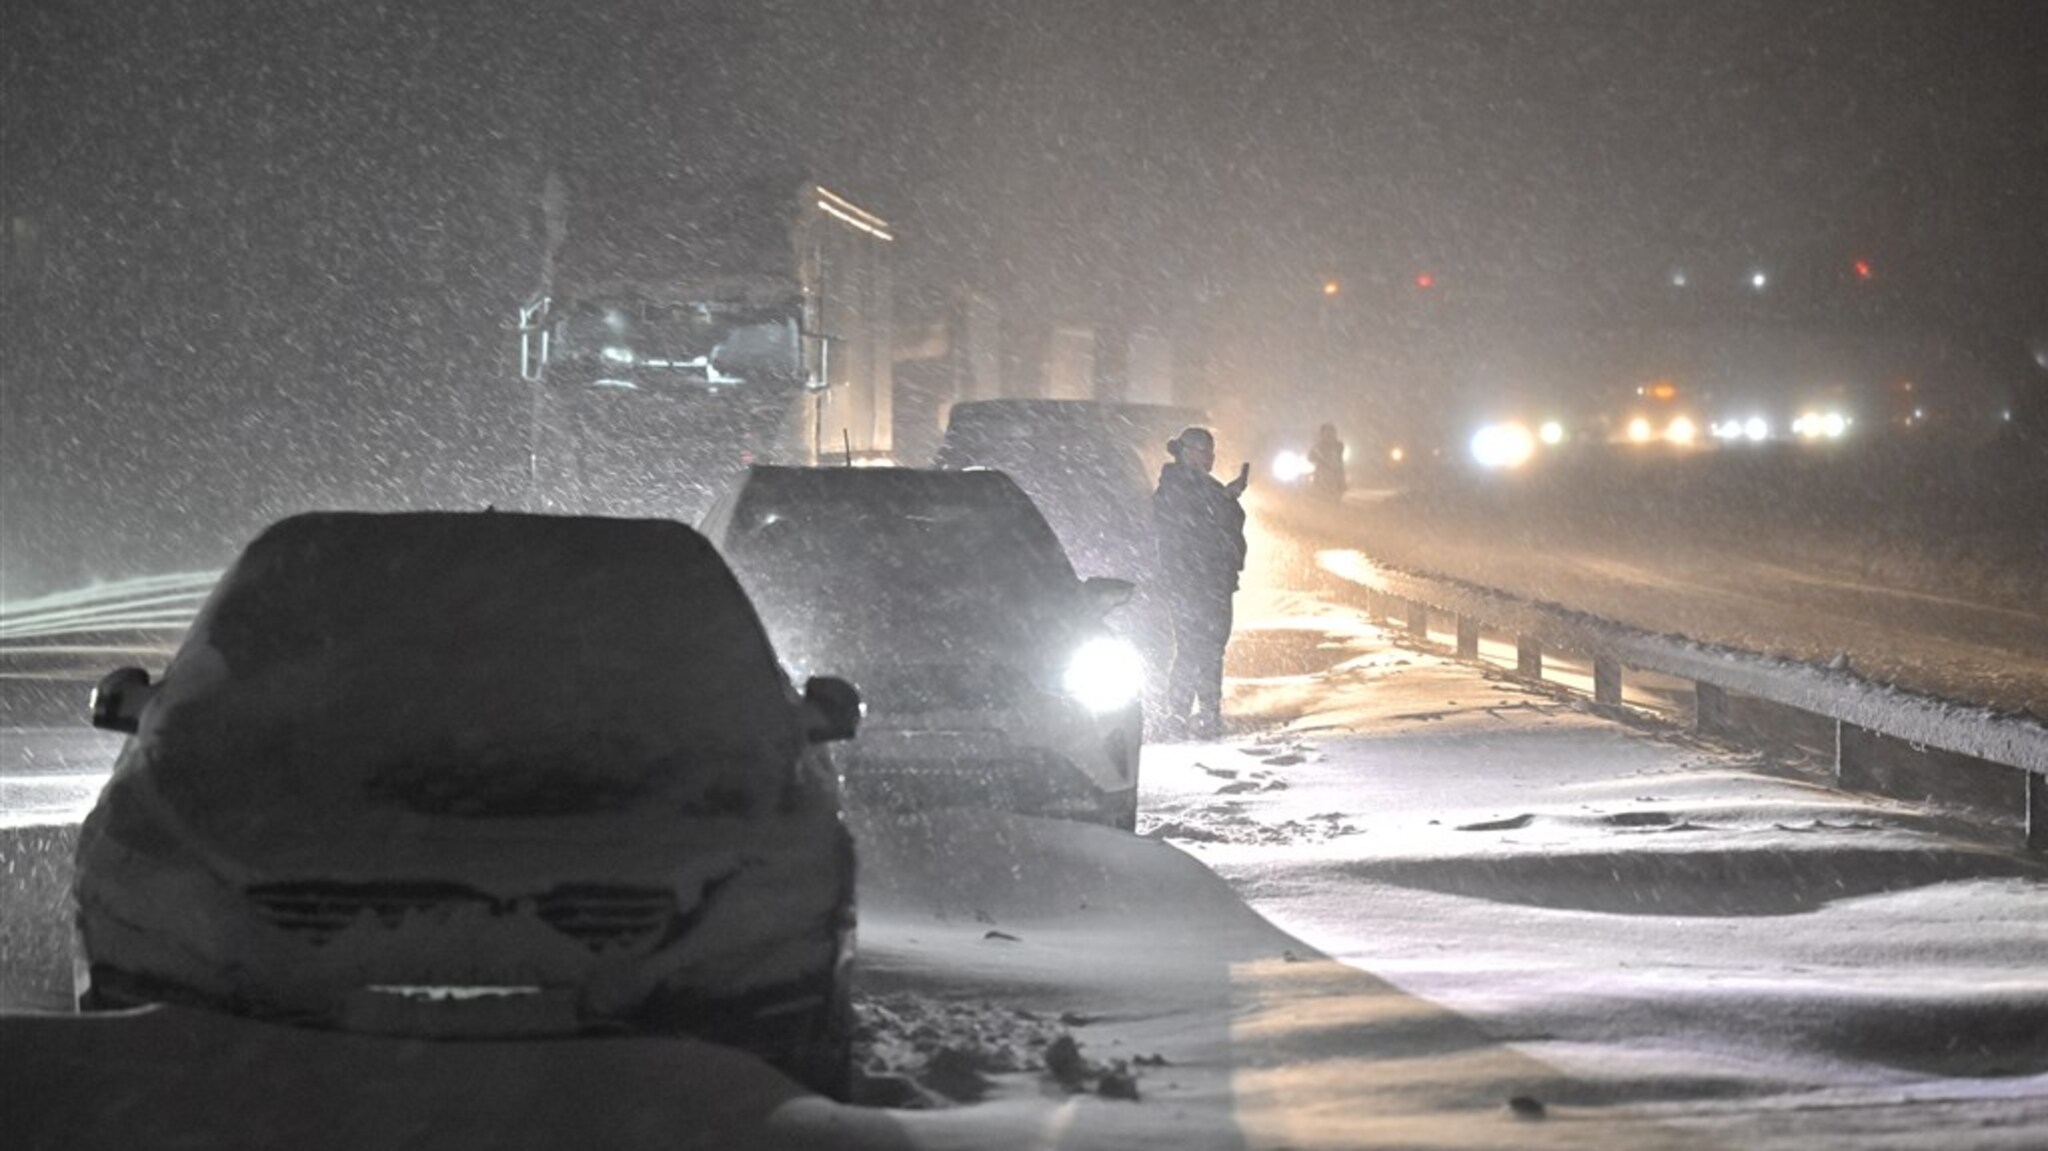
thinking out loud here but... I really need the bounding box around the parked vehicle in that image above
[518,175,897,521]
[932,399,1162,580]
[702,466,1145,829]
[932,399,1200,724]
[74,511,863,1098]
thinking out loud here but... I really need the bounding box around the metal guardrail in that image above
[1311,548,2048,853]
[0,573,217,643]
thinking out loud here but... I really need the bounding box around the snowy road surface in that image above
[4,509,2046,1148]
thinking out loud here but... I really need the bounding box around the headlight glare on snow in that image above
[1063,637,1144,714]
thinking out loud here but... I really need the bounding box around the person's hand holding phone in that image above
[1226,461,1251,497]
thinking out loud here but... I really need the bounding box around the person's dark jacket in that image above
[1153,462,1247,594]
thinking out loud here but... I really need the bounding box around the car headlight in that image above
[1469,422,1536,469]
[1062,637,1144,714]
[1271,450,1314,483]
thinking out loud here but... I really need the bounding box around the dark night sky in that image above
[3,0,2045,592]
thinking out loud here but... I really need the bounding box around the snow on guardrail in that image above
[1315,548,2048,780]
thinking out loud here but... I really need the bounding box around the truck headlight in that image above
[1062,637,1144,714]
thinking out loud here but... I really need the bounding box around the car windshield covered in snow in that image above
[712,467,1081,660]
[147,512,798,825]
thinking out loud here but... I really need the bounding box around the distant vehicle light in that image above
[1272,450,1315,483]
[1388,446,1406,464]
[1793,411,1849,440]
[1470,422,1536,469]
[1665,416,1697,445]
[1063,637,1144,714]
[1750,271,1769,290]
[1744,416,1769,442]
[1627,417,1655,444]
[1415,272,1435,290]
[1538,420,1565,446]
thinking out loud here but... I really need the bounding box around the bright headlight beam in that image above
[1470,423,1536,469]
[1272,450,1314,483]
[1063,637,1144,714]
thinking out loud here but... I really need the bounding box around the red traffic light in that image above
[1414,271,1435,290]
[1853,259,1874,281]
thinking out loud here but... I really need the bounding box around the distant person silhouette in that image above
[1309,423,1346,503]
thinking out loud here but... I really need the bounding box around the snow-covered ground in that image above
[5,510,2045,1148]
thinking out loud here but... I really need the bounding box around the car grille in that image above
[245,880,678,953]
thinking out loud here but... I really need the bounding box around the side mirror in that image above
[1081,576,1135,613]
[90,667,157,734]
[800,676,863,744]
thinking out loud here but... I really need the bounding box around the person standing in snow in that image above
[1152,426,1248,740]
[1308,422,1346,503]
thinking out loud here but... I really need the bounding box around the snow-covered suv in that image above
[74,511,862,1097]
[702,466,1145,829]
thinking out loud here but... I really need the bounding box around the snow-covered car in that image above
[702,466,1145,829]
[933,399,1161,580]
[73,511,863,1097]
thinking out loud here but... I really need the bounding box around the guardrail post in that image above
[2029,772,2045,854]
[1456,616,1480,660]
[1594,655,1623,706]
[1835,720,1874,791]
[1516,636,1542,680]
[1695,682,1729,737]
[1407,599,1429,638]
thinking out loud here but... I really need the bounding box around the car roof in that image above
[729,464,1039,510]
[711,465,1075,576]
